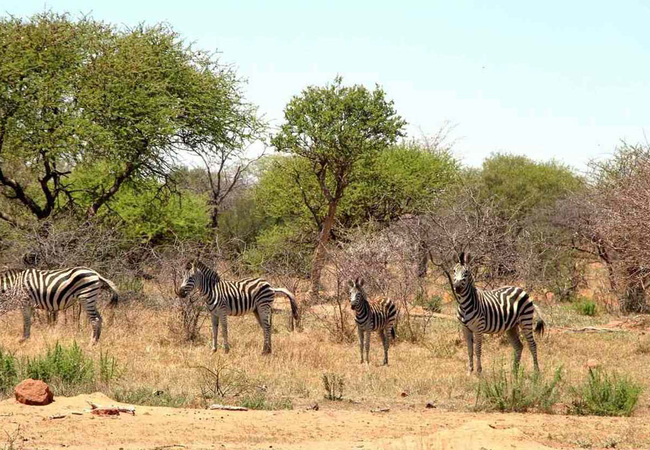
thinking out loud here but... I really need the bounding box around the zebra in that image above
[0,267,119,344]
[452,252,545,375]
[177,259,300,354]
[348,278,398,365]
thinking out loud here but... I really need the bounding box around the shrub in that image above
[574,298,597,316]
[24,342,94,387]
[414,292,442,314]
[239,392,293,410]
[322,373,345,401]
[475,364,562,413]
[98,351,123,385]
[0,349,18,395]
[111,387,191,408]
[570,368,642,417]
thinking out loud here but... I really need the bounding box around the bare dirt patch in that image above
[1,393,648,449]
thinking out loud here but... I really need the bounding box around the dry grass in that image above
[0,297,649,418]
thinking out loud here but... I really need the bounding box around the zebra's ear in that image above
[459,252,465,265]
[347,279,355,288]
[465,252,472,265]
[358,278,365,287]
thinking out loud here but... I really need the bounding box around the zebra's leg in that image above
[211,313,219,353]
[220,313,230,354]
[357,326,364,363]
[256,305,272,355]
[506,327,524,372]
[463,327,474,375]
[474,332,484,375]
[80,293,102,344]
[20,304,33,341]
[522,323,540,372]
[380,329,389,365]
[364,330,371,364]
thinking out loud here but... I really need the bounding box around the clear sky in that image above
[4,0,650,170]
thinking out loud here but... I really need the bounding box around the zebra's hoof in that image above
[211,347,217,354]
[224,347,231,354]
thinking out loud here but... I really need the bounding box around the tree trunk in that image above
[309,201,338,303]
[210,204,219,230]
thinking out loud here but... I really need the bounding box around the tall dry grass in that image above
[0,295,648,416]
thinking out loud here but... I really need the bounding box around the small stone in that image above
[425,402,436,409]
[400,392,409,397]
[15,379,53,406]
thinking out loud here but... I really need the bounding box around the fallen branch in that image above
[207,404,248,411]
[86,401,136,416]
[558,326,629,333]
[48,414,66,420]
[370,407,390,413]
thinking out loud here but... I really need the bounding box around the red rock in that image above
[15,379,53,406]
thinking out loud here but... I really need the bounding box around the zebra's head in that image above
[347,277,366,310]
[452,252,473,295]
[177,260,198,298]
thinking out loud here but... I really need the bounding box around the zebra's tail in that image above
[272,287,300,325]
[97,274,119,307]
[534,304,546,337]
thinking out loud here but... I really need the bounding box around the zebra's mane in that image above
[194,260,220,282]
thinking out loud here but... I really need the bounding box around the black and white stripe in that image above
[177,260,300,354]
[348,278,398,365]
[452,252,545,374]
[0,267,119,343]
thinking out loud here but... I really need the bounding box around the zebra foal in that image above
[177,260,299,354]
[452,252,545,374]
[0,267,119,344]
[348,278,398,365]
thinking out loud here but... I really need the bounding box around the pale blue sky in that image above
[4,1,650,170]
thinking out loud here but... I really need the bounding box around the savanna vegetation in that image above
[1,12,650,448]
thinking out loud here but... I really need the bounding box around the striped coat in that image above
[177,260,299,354]
[453,252,544,374]
[0,267,119,343]
[348,278,398,365]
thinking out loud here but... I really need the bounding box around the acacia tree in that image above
[0,13,260,228]
[272,77,406,301]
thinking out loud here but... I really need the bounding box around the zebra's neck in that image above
[352,294,370,318]
[1,269,23,293]
[194,261,220,296]
[456,279,479,314]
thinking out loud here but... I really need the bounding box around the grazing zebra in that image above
[452,252,545,374]
[0,267,119,344]
[177,260,300,354]
[348,278,398,365]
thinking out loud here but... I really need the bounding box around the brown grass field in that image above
[2,285,650,449]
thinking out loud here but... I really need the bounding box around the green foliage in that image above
[98,351,123,385]
[574,298,597,316]
[0,12,259,226]
[414,292,443,313]
[570,369,642,417]
[0,349,18,395]
[322,373,345,401]
[111,387,191,408]
[480,153,583,218]
[240,224,312,276]
[24,342,95,386]
[475,364,563,413]
[239,392,293,410]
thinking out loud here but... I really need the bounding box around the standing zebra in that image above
[348,278,398,365]
[0,267,119,344]
[177,260,299,354]
[452,252,545,374]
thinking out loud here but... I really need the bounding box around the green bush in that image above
[239,392,293,410]
[98,351,123,385]
[414,292,442,313]
[475,364,562,413]
[570,368,642,417]
[0,349,18,395]
[111,387,191,408]
[322,373,345,401]
[24,342,94,386]
[574,298,597,316]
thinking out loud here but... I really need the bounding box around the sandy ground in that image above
[1,393,648,450]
